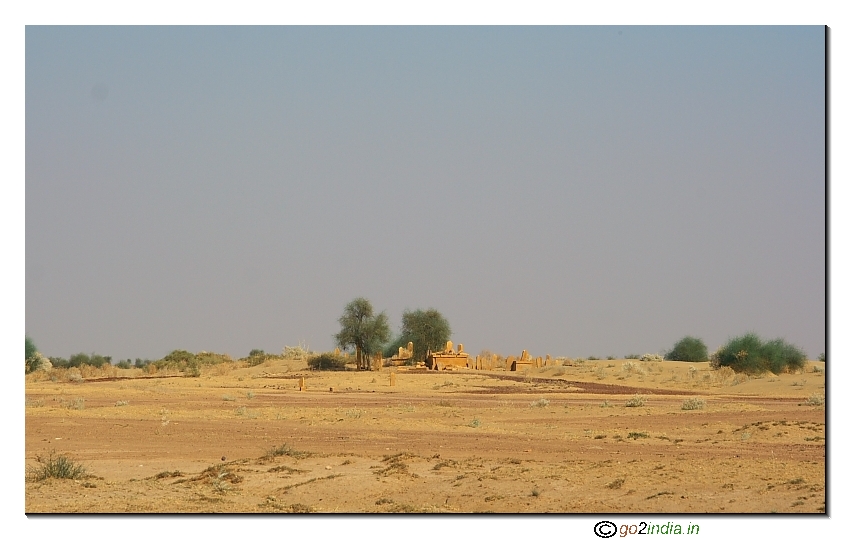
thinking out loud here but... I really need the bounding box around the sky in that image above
[25,25,825,362]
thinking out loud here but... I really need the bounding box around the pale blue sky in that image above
[26,26,825,361]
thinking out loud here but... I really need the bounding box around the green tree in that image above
[664,336,709,362]
[334,297,391,370]
[26,336,38,373]
[398,308,452,363]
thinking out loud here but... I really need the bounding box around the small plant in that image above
[222,394,236,401]
[531,488,541,497]
[681,398,705,411]
[25,398,44,408]
[469,418,481,428]
[264,444,309,459]
[27,452,87,482]
[66,397,85,410]
[600,400,610,408]
[115,400,129,407]
[246,391,255,399]
[627,432,649,439]
[530,398,550,408]
[235,406,248,416]
[624,395,646,407]
[640,353,664,362]
[803,394,824,406]
[606,477,625,489]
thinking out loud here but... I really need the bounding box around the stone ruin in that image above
[426,341,471,371]
[391,342,414,367]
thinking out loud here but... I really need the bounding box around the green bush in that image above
[26,336,38,373]
[308,353,347,371]
[664,336,708,362]
[115,360,133,369]
[711,333,806,374]
[818,352,825,363]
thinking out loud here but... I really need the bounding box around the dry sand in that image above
[24,358,825,513]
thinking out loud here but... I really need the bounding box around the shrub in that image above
[624,354,640,361]
[530,398,550,408]
[624,395,646,407]
[640,353,664,362]
[803,394,824,406]
[308,353,347,371]
[664,336,708,362]
[681,398,705,410]
[115,360,133,369]
[711,333,806,374]
[818,352,825,363]
[26,336,39,373]
[27,452,87,481]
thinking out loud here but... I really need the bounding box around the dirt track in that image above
[25,359,826,513]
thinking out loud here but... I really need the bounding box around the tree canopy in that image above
[334,297,391,369]
[398,308,451,363]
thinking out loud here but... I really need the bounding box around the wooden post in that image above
[390,372,396,387]
[298,377,306,391]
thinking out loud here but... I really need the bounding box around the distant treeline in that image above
[48,353,153,370]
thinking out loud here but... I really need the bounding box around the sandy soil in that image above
[24,358,826,513]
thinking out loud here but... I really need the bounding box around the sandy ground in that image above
[24,358,825,513]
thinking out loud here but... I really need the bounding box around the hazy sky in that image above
[25,26,825,361]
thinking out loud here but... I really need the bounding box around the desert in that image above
[25,355,825,513]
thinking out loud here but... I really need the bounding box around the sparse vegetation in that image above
[607,478,625,489]
[530,398,550,408]
[624,395,647,407]
[803,394,824,406]
[681,398,705,410]
[27,452,87,481]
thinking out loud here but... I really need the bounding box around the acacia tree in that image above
[334,297,390,370]
[399,308,451,363]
